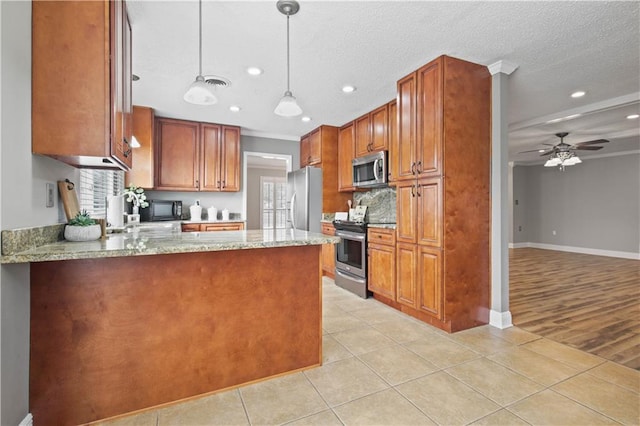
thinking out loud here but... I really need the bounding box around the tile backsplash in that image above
[354,187,396,223]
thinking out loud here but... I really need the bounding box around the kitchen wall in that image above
[512,152,639,255]
[1,2,79,424]
[246,167,287,229]
[145,135,298,220]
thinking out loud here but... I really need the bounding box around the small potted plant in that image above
[64,210,101,242]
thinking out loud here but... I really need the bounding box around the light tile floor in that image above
[100,277,640,426]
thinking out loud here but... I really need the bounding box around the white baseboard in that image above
[511,242,639,260]
[19,413,33,426]
[489,310,513,329]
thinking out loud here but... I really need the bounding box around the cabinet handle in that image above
[217,180,221,188]
[195,180,199,188]
[411,185,416,197]
[222,180,225,189]
[411,162,416,175]
[417,185,421,197]
[123,138,131,157]
[417,160,422,173]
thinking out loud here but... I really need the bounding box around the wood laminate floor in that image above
[510,248,640,370]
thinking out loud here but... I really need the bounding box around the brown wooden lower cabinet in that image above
[395,243,442,319]
[181,222,244,232]
[367,228,396,300]
[321,222,336,278]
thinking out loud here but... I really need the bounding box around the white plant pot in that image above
[64,224,101,242]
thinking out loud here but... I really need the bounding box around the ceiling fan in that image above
[520,132,609,156]
[520,132,609,170]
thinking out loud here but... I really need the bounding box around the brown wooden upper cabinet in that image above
[354,104,389,157]
[125,106,155,189]
[32,0,133,170]
[155,118,240,192]
[300,129,322,167]
[396,60,443,181]
[338,122,355,192]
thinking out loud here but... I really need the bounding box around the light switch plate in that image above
[46,182,55,208]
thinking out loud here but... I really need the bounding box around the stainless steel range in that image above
[333,219,369,298]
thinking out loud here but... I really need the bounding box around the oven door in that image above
[335,229,366,278]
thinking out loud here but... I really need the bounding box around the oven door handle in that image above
[335,230,366,241]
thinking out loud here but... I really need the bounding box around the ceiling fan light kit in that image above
[184,0,217,106]
[274,0,302,117]
[540,132,606,171]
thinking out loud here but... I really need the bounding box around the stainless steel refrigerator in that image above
[286,166,322,232]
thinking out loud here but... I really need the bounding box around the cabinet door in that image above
[388,100,398,183]
[354,114,371,157]
[338,123,355,192]
[396,182,417,244]
[416,59,443,177]
[155,118,199,190]
[368,243,396,300]
[200,123,222,191]
[110,0,132,169]
[417,178,442,247]
[308,129,322,165]
[126,106,154,189]
[221,126,241,191]
[122,5,133,166]
[418,246,442,318]
[300,136,310,167]
[321,223,335,276]
[396,242,417,308]
[370,104,388,152]
[396,72,417,181]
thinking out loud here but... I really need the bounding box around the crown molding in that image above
[488,60,519,76]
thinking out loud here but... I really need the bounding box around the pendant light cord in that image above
[198,0,203,76]
[286,14,291,92]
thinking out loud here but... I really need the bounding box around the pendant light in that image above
[184,0,217,105]
[274,0,302,117]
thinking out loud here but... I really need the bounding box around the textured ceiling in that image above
[128,1,640,162]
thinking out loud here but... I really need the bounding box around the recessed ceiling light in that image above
[342,85,356,94]
[246,67,263,76]
[301,116,312,122]
[571,91,586,98]
[229,105,241,112]
[627,114,639,119]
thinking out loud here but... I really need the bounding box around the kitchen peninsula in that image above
[1,228,338,426]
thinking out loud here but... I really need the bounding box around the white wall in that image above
[1,2,78,423]
[512,153,640,255]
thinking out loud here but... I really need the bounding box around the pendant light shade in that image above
[275,90,303,117]
[184,0,216,105]
[274,0,302,117]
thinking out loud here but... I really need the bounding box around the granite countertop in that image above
[1,229,340,264]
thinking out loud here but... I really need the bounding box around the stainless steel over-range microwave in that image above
[352,150,388,188]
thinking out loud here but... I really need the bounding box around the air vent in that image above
[203,75,231,88]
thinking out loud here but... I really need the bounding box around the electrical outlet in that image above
[518,226,522,232]
[46,182,55,208]
[552,230,557,236]
[515,199,519,205]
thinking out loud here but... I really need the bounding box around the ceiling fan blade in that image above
[539,149,555,156]
[518,148,547,154]
[575,139,609,146]
[574,145,603,151]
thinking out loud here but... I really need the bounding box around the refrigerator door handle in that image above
[290,192,297,229]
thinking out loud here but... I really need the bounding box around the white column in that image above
[488,60,518,329]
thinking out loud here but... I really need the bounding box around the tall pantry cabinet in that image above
[392,55,491,333]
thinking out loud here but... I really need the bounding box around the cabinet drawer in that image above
[181,224,201,232]
[201,223,244,231]
[321,223,335,236]
[367,228,395,246]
